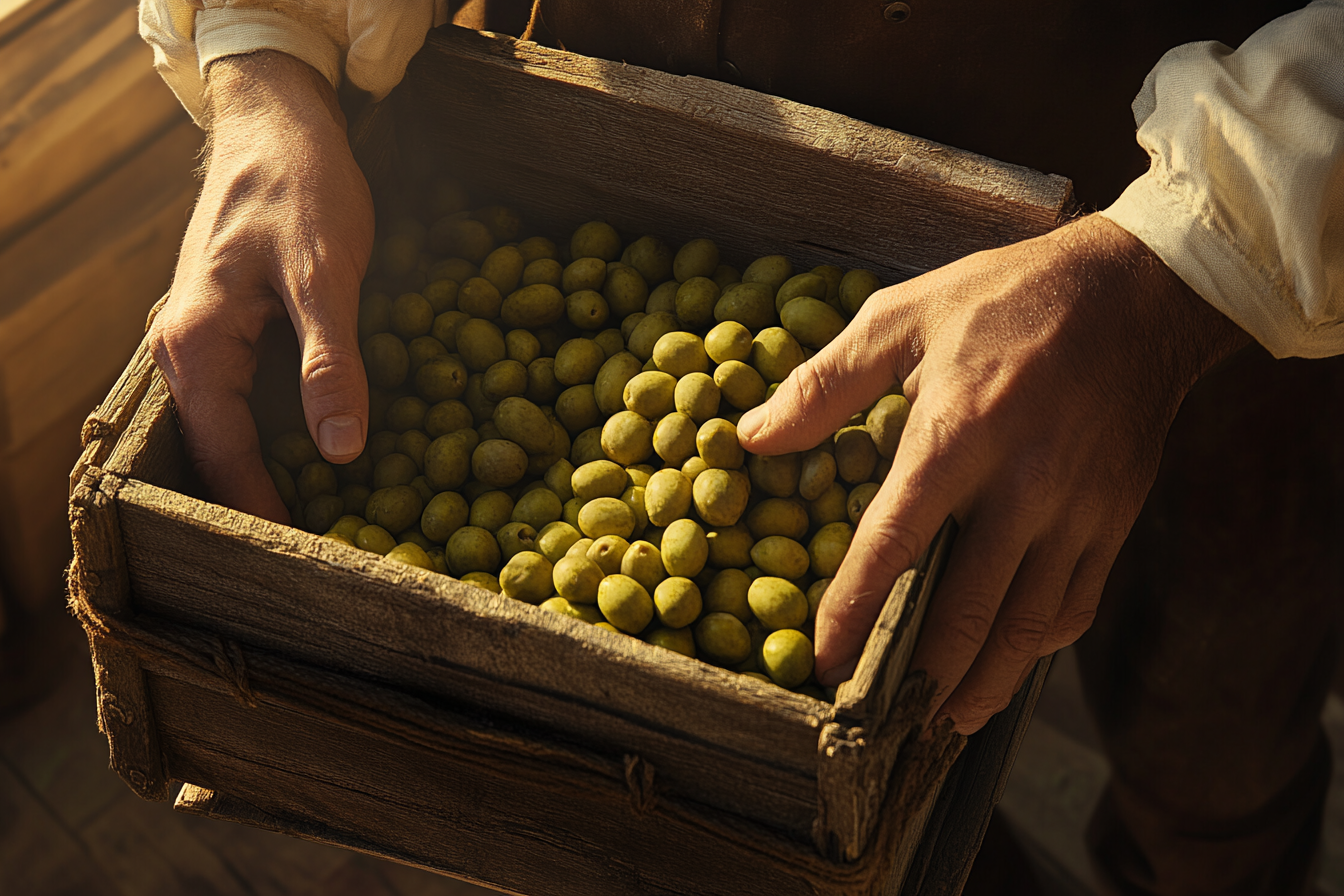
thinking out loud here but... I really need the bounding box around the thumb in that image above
[738,298,907,454]
[284,270,369,464]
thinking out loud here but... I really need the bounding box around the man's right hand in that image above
[150,50,375,524]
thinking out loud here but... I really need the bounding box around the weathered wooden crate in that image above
[69,25,1071,896]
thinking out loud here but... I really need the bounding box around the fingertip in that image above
[316,413,365,463]
[737,405,766,442]
[816,655,859,688]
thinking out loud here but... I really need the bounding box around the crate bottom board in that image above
[146,671,919,896]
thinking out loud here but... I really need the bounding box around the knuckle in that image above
[950,690,1012,732]
[995,608,1052,660]
[942,591,999,653]
[855,517,925,578]
[1041,605,1098,651]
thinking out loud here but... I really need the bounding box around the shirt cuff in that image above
[1100,171,1344,360]
[196,8,343,93]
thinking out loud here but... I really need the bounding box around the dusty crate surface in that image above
[68,24,1072,896]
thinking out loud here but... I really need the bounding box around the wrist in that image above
[206,50,346,137]
[1050,215,1251,391]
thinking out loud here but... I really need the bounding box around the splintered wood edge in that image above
[422,28,1074,221]
[833,517,958,722]
[69,299,168,494]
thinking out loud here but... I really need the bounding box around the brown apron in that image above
[521,0,1305,205]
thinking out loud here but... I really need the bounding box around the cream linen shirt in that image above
[140,0,1344,359]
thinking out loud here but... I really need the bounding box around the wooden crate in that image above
[69,25,1071,896]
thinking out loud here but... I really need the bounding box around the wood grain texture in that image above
[68,466,169,801]
[899,655,1055,896]
[815,518,961,863]
[113,478,824,838]
[392,27,1073,286]
[0,117,198,453]
[0,0,188,248]
[146,648,936,896]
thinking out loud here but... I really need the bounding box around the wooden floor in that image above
[6,613,1344,896]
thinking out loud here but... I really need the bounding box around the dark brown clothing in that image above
[468,4,1338,894]
[528,0,1306,205]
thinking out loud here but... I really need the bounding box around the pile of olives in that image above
[264,193,911,700]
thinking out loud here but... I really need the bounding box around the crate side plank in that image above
[397,28,1071,282]
[128,606,818,839]
[112,482,826,827]
[67,468,168,800]
[149,673,845,896]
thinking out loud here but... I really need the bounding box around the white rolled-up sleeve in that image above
[1101,0,1344,359]
[138,1,452,126]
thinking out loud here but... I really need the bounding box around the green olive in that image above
[457,276,503,319]
[597,574,654,633]
[471,439,528,488]
[694,612,751,665]
[431,310,469,352]
[774,272,829,313]
[673,238,719,282]
[577,496,637,539]
[705,568,753,622]
[355,524,397,555]
[460,571,502,594]
[540,596,605,624]
[493,396,555,454]
[571,221,622,262]
[536,520,583,564]
[660,518,708,578]
[587,534,631,576]
[371,453,417,489]
[704,321,754,364]
[780,296,847,350]
[674,277,720,329]
[499,551,554,604]
[600,411,655,466]
[445,525,502,575]
[750,536,810,580]
[645,626,696,658]
[456,318,506,372]
[746,498,809,541]
[365,485,423,534]
[603,264,649,319]
[518,235,558,264]
[747,577,808,631]
[749,327,804,385]
[692,468,750,528]
[742,255,794,293]
[649,413,697,468]
[866,394,911,459]
[840,269,882,317]
[761,629,814,688]
[714,282,775,331]
[626,235,674,284]
[620,540,666,594]
[386,542,434,571]
[806,578,831,623]
[834,426,878,484]
[623,371,677,418]
[696,418,744,469]
[626,312,679,362]
[714,361,767,411]
[553,554,604,603]
[481,245,524,295]
[643,468,693,527]
[362,332,410,389]
[809,481,850,529]
[653,577,702,629]
[501,283,566,329]
[391,292,434,340]
[799,447,838,501]
[809,522,853,578]
[522,258,563,289]
[554,338,607,386]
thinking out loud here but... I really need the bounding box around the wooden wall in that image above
[0,0,199,624]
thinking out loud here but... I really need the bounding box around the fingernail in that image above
[318,414,364,459]
[737,406,765,441]
[817,656,859,687]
